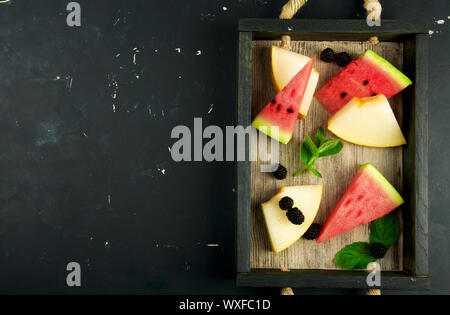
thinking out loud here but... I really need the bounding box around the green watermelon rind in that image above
[362,49,413,88]
[361,163,404,206]
[252,117,292,145]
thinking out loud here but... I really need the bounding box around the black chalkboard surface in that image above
[0,0,448,294]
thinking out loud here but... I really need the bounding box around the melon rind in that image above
[252,116,292,144]
[360,163,404,206]
[362,49,413,88]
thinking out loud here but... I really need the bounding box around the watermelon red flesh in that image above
[315,49,412,115]
[316,163,404,243]
[252,55,316,144]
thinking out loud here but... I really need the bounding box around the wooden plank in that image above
[237,271,430,290]
[412,34,429,277]
[239,19,429,35]
[236,32,253,273]
[402,34,429,276]
[250,40,404,271]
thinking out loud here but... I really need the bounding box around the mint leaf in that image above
[370,212,400,249]
[315,127,325,147]
[318,140,344,157]
[334,242,376,270]
[300,142,312,165]
[305,135,318,157]
[307,166,322,178]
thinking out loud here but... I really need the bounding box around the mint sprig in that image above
[294,127,343,178]
[333,212,400,270]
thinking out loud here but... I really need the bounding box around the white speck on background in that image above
[133,54,137,65]
[136,74,140,79]
[112,104,116,112]
[113,18,120,26]
[178,75,182,79]
[207,244,219,247]
[157,168,166,175]
[168,146,171,152]
[107,194,111,205]
[196,50,202,56]
[175,47,181,53]
[436,19,445,24]
[115,53,120,58]
[82,132,88,138]
[161,110,165,117]
[429,30,434,36]
[207,104,214,114]
[232,188,236,193]
[154,49,158,53]
[69,77,73,90]
[104,241,110,249]
[287,26,293,31]
[53,76,61,81]
[222,6,227,11]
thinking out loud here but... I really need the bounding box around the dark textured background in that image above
[0,0,448,294]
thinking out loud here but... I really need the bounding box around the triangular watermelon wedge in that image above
[252,55,316,144]
[316,163,404,243]
[315,49,412,115]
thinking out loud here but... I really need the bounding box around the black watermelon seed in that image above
[363,80,369,85]
[371,93,377,96]
[277,105,281,110]
[341,92,347,98]
[271,99,276,104]
[287,108,293,113]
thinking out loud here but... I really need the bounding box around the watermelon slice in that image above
[252,55,316,144]
[315,49,413,114]
[316,163,404,243]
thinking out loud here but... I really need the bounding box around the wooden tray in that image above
[236,19,429,290]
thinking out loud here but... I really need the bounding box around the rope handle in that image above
[279,0,382,49]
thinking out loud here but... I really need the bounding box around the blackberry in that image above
[286,207,305,225]
[369,242,387,259]
[279,196,294,210]
[320,48,335,62]
[303,223,322,240]
[335,52,352,67]
[273,164,287,180]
